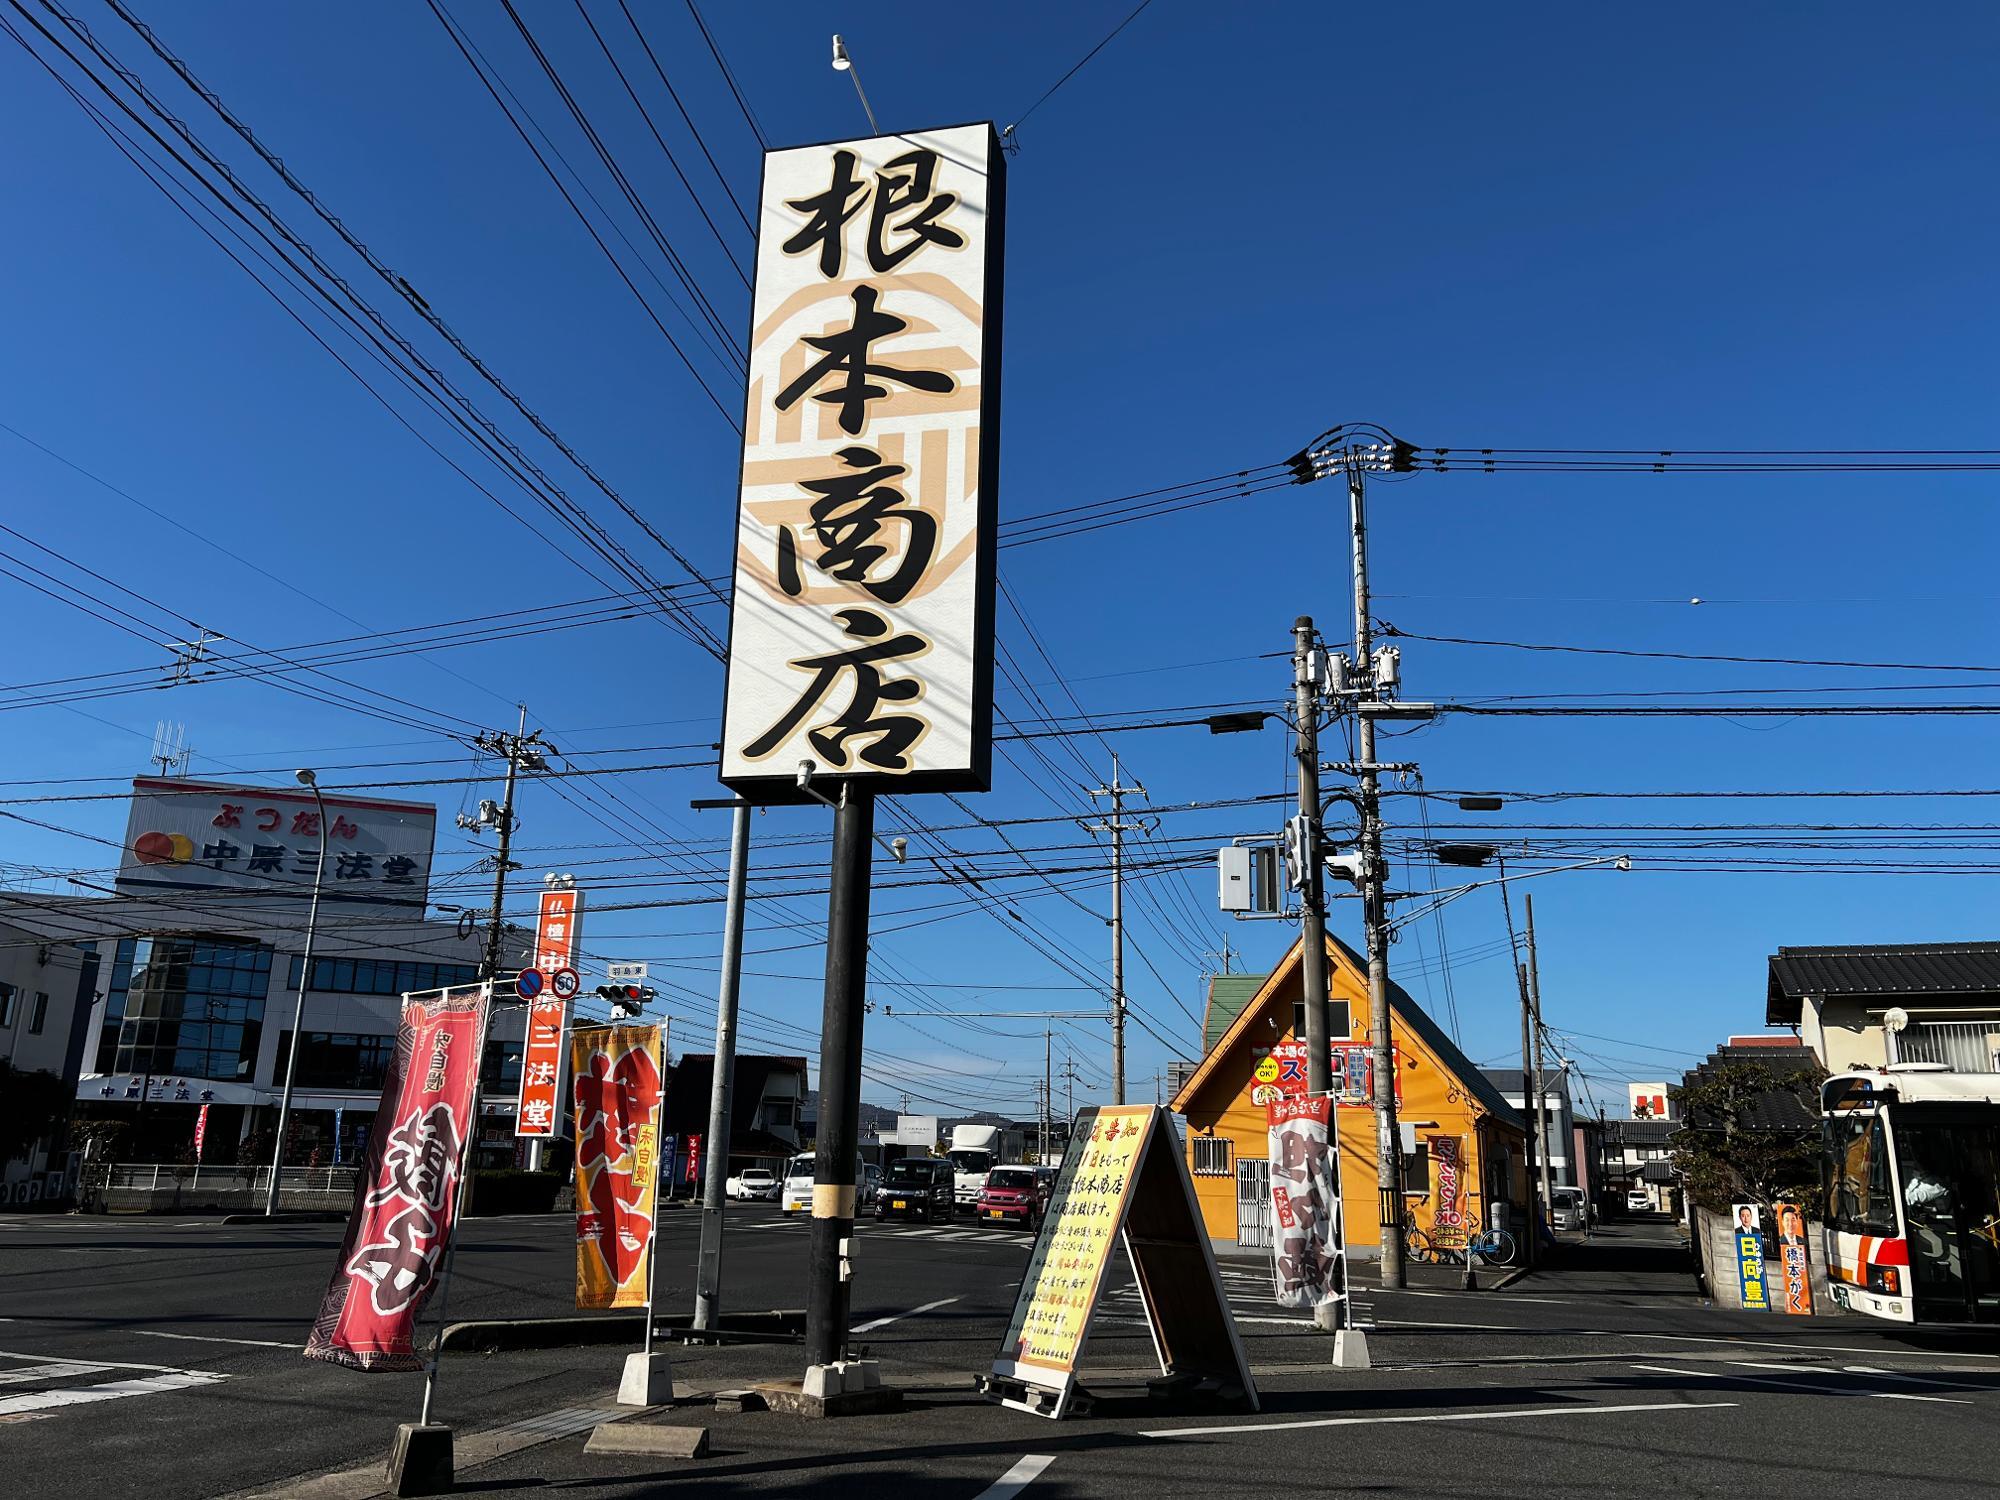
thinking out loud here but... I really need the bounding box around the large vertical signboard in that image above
[305,985,489,1371]
[720,125,1005,795]
[516,889,584,1139]
[985,1106,1257,1420]
[571,1024,665,1309]
[116,777,435,906]
[1428,1134,1468,1251]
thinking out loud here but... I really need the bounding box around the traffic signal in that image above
[595,983,656,1019]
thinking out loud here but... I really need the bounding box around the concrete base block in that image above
[618,1350,675,1407]
[801,1362,842,1399]
[712,1388,767,1414]
[385,1423,453,1497]
[584,1422,710,1459]
[836,1359,880,1391]
[1332,1328,1372,1370]
[753,1377,905,1419]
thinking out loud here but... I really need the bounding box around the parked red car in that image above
[976,1166,1053,1230]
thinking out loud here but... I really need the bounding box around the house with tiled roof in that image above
[1767,941,2000,1075]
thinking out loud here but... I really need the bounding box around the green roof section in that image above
[1203,974,1269,1053]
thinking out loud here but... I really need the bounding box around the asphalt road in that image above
[5,1209,1999,1498]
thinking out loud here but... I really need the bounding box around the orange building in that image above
[1170,933,1527,1258]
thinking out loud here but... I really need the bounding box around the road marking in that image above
[0,1369,227,1415]
[0,1363,114,1386]
[0,1348,208,1374]
[1629,1331,2000,1361]
[1143,1400,1737,1439]
[852,1297,961,1333]
[55,1247,151,1254]
[975,1454,1053,1498]
[134,1330,302,1350]
[1632,1363,1971,1405]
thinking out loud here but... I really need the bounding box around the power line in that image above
[1002,0,1157,151]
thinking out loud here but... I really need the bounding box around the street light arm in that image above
[1385,855,1630,934]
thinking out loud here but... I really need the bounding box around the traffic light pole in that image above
[804,788,874,1382]
[1292,615,1348,1333]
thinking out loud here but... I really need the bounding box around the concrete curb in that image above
[219,1211,348,1225]
[440,1308,805,1353]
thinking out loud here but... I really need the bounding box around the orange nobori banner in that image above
[571,1023,664,1309]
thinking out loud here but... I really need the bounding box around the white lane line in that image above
[1849,1364,1998,1391]
[133,1330,302,1350]
[0,1363,114,1387]
[0,1348,205,1374]
[1143,1400,1737,1439]
[1385,1288,1578,1306]
[0,1370,227,1415]
[54,1247,151,1254]
[1629,1331,2000,1361]
[852,1297,961,1334]
[1632,1363,1971,1405]
[975,1454,1053,1499]
[1733,1361,1971,1404]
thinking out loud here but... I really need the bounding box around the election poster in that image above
[1775,1200,1814,1316]
[571,1023,665,1310]
[305,984,490,1372]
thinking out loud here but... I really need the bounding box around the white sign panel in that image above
[606,961,649,982]
[115,777,436,907]
[720,123,1005,795]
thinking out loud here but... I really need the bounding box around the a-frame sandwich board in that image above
[981,1104,1259,1419]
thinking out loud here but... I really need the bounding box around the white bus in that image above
[1821,1067,2000,1324]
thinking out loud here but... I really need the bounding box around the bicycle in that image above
[1401,1218,1517,1268]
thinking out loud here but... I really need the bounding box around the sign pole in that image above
[417,988,487,1431]
[694,800,751,1331]
[804,788,874,1384]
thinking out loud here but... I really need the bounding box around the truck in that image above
[946,1123,1025,1208]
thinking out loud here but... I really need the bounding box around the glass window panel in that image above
[331,959,354,992]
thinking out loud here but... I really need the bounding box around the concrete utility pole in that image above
[1526,894,1554,1248]
[1345,459,1409,1290]
[693,800,751,1331]
[1041,1030,1052,1164]
[1060,1057,1080,1122]
[475,710,547,984]
[1516,958,1541,1268]
[1291,615,1350,1330]
[1087,756,1148,1105]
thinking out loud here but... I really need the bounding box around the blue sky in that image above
[3,2,1997,1120]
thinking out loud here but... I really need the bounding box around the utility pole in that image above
[693,800,751,1331]
[1516,958,1541,1268]
[1087,756,1149,1105]
[1291,614,1351,1329]
[1041,1029,1052,1164]
[1060,1058,1080,1122]
[1345,457,1408,1291]
[471,710,548,984]
[1526,894,1554,1252]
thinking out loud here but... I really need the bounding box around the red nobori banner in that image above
[305,985,490,1372]
[572,1023,665,1309]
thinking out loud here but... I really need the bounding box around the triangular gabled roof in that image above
[1170,931,1522,1132]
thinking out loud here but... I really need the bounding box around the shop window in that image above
[1404,1142,1431,1195]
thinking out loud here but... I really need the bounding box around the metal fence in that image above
[1235,1159,1272,1250]
[1895,1021,2000,1074]
[93,1163,358,1196]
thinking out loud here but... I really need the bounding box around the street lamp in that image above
[265,767,328,1217]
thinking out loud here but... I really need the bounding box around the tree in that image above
[1669,1059,1826,1216]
